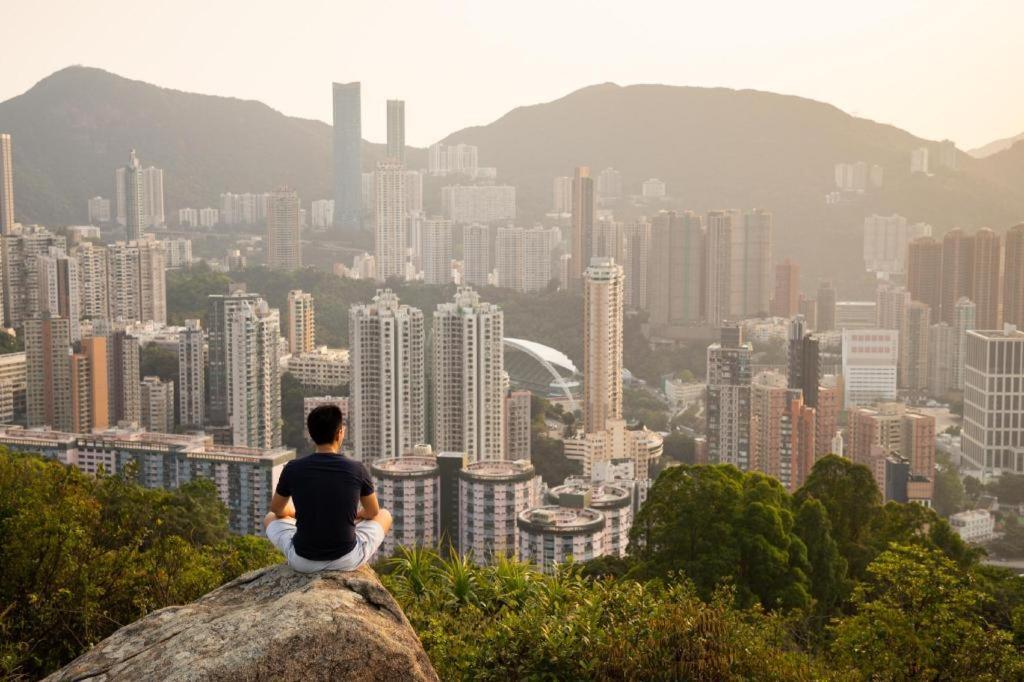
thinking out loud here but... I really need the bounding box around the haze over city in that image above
[2,0,1023,148]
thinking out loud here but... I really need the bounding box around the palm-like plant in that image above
[437,552,481,609]
[385,545,438,603]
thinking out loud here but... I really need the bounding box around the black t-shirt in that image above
[275,452,375,561]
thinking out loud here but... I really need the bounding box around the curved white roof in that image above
[503,337,579,375]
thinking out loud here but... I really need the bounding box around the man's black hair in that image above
[307,404,345,445]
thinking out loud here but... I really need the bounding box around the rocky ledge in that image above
[46,564,438,682]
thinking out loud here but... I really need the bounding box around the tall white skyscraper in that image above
[266,188,301,270]
[842,329,899,407]
[0,133,15,235]
[495,226,524,290]
[107,237,167,324]
[286,289,315,355]
[141,166,165,228]
[521,227,555,293]
[463,223,490,286]
[227,299,281,448]
[350,290,425,461]
[421,218,453,285]
[374,160,407,281]
[583,257,624,434]
[432,288,506,463]
[386,99,406,164]
[117,150,146,239]
[177,319,205,428]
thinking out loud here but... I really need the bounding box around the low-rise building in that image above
[286,347,351,390]
[948,509,995,543]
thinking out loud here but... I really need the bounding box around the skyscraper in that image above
[504,390,532,461]
[842,329,899,407]
[332,81,362,233]
[386,99,405,164]
[940,228,974,324]
[121,150,146,240]
[25,314,72,431]
[787,316,819,407]
[432,287,506,463]
[731,209,772,318]
[463,223,490,286]
[928,322,956,397]
[350,290,425,461]
[374,160,407,281]
[649,211,703,326]
[227,299,281,448]
[750,371,816,491]
[37,247,81,342]
[971,227,1002,329]
[74,242,110,321]
[266,188,302,270]
[569,167,594,289]
[0,133,14,234]
[78,335,110,431]
[521,227,555,293]
[583,257,623,434]
[899,301,931,391]
[953,297,976,390]
[816,281,837,332]
[1004,224,1024,327]
[963,326,1024,475]
[107,329,141,426]
[178,319,205,429]
[107,237,167,324]
[286,289,315,355]
[876,284,910,330]
[706,326,752,470]
[422,218,454,285]
[771,258,800,318]
[140,376,175,433]
[494,226,524,290]
[207,291,263,426]
[705,211,733,327]
[621,220,651,310]
[906,236,942,314]
[1,225,66,329]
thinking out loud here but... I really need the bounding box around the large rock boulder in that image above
[46,564,438,681]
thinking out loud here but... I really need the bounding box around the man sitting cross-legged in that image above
[264,404,392,573]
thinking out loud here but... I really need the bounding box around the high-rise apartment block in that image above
[517,506,606,573]
[940,228,974,324]
[849,403,936,503]
[266,188,302,270]
[428,143,479,177]
[107,329,141,426]
[25,314,73,431]
[816,281,837,331]
[421,218,453,285]
[441,185,515,224]
[899,301,930,391]
[862,214,931,275]
[706,327,752,470]
[375,160,407,281]
[386,99,405,164]
[37,247,81,342]
[649,211,703,326]
[927,322,956,396]
[504,390,532,461]
[107,237,167,325]
[906,236,942,314]
[597,167,623,200]
[88,196,112,224]
[771,258,800,318]
[350,290,425,461]
[332,82,362,232]
[705,211,732,327]
[730,209,773,318]
[1,225,66,329]
[962,325,1024,474]
[227,299,281,449]
[621,220,651,310]
[432,288,505,463]
[462,223,490,286]
[0,133,14,234]
[570,167,594,289]
[552,176,573,214]
[971,227,1002,330]
[116,150,164,236]
[1003,224,1024,327]
[583,258,623,434]
[458,459,541,564]
[286,290,315,355]
[371,455,439,559]
[953,297,976,390]
[140,376,175,433]
[750,371,816,491]
[177,319,205,428]
[207,291,264,426]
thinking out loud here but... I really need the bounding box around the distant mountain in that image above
[0,66,418,226]
[1,69,1022,289]
[968,132,1024,158]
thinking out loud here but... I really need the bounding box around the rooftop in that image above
[517,505,605,534]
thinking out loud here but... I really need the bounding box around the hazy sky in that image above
[1,1,1020,149]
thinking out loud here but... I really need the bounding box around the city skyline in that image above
[1,2,1022,149]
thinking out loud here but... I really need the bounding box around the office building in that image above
[772,258,800,318]
[706,326,752,470]
[750,371,816,491]
[649,211,703,326]
[899,301,931,391]
[816,281,837,331]
[0,133,14,234]
[178,319,205,428]
[0,425,293,535]
[459,459,541,564]
[962,326,1024,474]
[1,225,66,328]
[862,214,931,275]
[286,290,315,355]
[569,167,594,289]
[286,346,351,390]
[441,185,515,224]
[705,211,732,327]
[906,236,942,314]
[332,82,362,232]
[25,314,73,431]
[835,301,878,330]
[265,188,302,270]
[583,258,623,434]
[374,160,407,281]
[350,290,425,461]
[140,376,175,433]
[518,506,605,572]
[432,288,505,463]
[371,455,440,559]
[731,209,773,318]
[1004,224,1024,327]
[971,227,1002,330]
[421,218,454,285]
[940,228,975,324]
[842,329,899,407]
[504,389,531,461]
[227,299,281,448]
[107,237,167,324]
[462,223,490,286]
[207,292,264,425]
[386,99,405,164]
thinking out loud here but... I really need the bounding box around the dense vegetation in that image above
[0,450,280,679]
[5,445,1023,679]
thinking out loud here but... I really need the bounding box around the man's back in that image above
[275,453,374,560]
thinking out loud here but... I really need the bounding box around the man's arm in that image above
[356,492,380,520]
[270,493,295,518]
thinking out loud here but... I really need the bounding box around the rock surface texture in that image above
[46,564,438,681]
